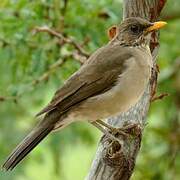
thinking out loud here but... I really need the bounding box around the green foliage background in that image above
[0,0,179,180]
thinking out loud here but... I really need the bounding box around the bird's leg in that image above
[90,121,123,144]
[96,119,141,137]
[96,119,127,136]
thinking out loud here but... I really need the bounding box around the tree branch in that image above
[151,93,169,102]
[1,25,89,103]
[34,26,90,58]
[86,1,166,180]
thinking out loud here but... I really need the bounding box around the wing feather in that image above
[36,44,133,116]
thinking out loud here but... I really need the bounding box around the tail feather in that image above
[2,125,54,171]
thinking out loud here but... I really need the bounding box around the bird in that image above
[2,17,166,171]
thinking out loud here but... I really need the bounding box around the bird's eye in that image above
[130,25,141,34]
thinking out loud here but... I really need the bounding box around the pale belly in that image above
[54,46,152,129]
[69,63,151,122]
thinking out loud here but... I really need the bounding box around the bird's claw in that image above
[109,123,142,138]
[105,123,142,156]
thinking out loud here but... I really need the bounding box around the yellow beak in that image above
[146,21,167,32]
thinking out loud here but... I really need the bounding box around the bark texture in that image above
[86,0,166,180]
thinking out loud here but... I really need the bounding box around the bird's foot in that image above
[91,121,123,145]
[110,123,142,138]
[96,119,141,138]
[91,120,141,146]
[105,123,142,156]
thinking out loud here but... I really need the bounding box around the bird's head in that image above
[108,17,167,46]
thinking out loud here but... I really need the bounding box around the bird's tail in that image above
[2,123,54,171]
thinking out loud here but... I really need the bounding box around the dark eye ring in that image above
[130,25,140,34]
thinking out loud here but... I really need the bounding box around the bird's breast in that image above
[71,46,152,121]
[74,63,151,121]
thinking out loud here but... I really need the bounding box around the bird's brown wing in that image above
[36,44,133,116]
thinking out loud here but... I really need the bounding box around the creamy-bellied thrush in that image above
[2,17,166,170]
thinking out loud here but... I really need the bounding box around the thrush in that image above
[2,17,166,171]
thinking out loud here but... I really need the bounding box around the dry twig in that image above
[34,26,90,58]
[1,28,89,103]
[151,93,169,102]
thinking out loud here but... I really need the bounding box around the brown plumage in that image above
[2,17,166,171]
[36,45,131,116]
